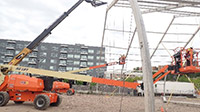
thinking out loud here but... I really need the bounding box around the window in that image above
[15,50,20,55]
[81,49,87,54]
[23,58,29,62]
[96,56,105,60]
[60,47,68,52]
[60,54,67,58]
[80,62,87,67]
[51,53,58,58]
[81,55,87,60]
[7,43,15,48]
[41,45,47,50]
[33,47,38,51]
[58,67,66,71]
[88,49,94,54]
[52,46,59,51]
[39,65,46,69]
[59,60,66,64]
[73,67,79,70]
[29,51,37,57]
[68,48,74,52]
[0,56,5,60]
[28,64,36,68]
[74,61,80,65]
[29,58,36,62]
[0,42,6,47]
[96,62,100,65]
[74,48,81,53]
[100,62,105,65]
[5,56,13,62]
[41,59,46,63]
[50,59,57,64]
[66,67,73,71]
[67,60,73,66]
[74,54,80,59]
[88,62,94,66]
[49,66,56,70]
[40,52,47,57]
[88,56,94,60]
[6,50,14,55]
[67,54,73,58]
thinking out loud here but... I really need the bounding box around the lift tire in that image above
[34,94,50,110]
[14,101,24,104]
[66,90,73,96]
[0,92,9,106]
[50,95,62,106]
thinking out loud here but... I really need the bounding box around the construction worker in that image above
[185,47,193,66]
[173,51,181,73]
[119,54,126,65]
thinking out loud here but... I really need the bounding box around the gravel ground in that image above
[1,94,200,112]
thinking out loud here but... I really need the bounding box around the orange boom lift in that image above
[0,0,108,110]
[4,0,107,95]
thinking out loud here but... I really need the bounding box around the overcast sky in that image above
[1,0,200,71]
[0,0,111,46]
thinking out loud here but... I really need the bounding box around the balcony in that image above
[59,63,67,66]
[81,46,88,49]
[60,50,67,53]
[79,71,87,74]
[60,45,68,47]
[7,41,16,43]
[80,51,88,55]
[80,58,87,61]
[80,65,87,68]
[5,53,14,56]
[29,54,37,58]
[6,46,15,50]
[59,57,67,60]
[3,60,10,63]
[28,61,37,65]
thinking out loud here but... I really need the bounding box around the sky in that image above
[0,0,110,46]
[1,0,200,71]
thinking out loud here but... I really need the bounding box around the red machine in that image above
[0,0,107,110]
[0,75,61,110]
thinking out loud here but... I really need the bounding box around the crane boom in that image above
[8,0,107,66]
[0,64,140,89]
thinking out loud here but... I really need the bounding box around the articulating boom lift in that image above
[138,47,200,92]
[0,0,108,110]
[0,61,139,110]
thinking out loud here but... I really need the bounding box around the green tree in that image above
[125,76,143,82]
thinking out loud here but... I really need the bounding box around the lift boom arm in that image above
[8,0,106,66]
[0,64,140,89]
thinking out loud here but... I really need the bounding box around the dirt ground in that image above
[1,94,200,112]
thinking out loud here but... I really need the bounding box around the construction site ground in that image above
[1,93,200,112]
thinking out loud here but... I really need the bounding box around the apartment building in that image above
[0,39,106,77]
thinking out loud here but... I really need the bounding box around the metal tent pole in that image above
[129,0,155,112]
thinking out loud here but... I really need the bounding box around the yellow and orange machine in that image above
[4,0,108,96]
[0,0,108,110]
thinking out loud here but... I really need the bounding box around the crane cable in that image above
[119,27,137,112]
[184,74,200,95]
[166,74,181,106]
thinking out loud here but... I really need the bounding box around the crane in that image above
[5,0,107,95]
[0,0,108,110]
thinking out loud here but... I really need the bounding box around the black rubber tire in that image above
[34,94,50,110]
[66,90,73,96]
[14,101,24,104]
[50,95,62,106]
[0,92,9,106]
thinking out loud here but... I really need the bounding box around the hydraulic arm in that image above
[8,0,107,66]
